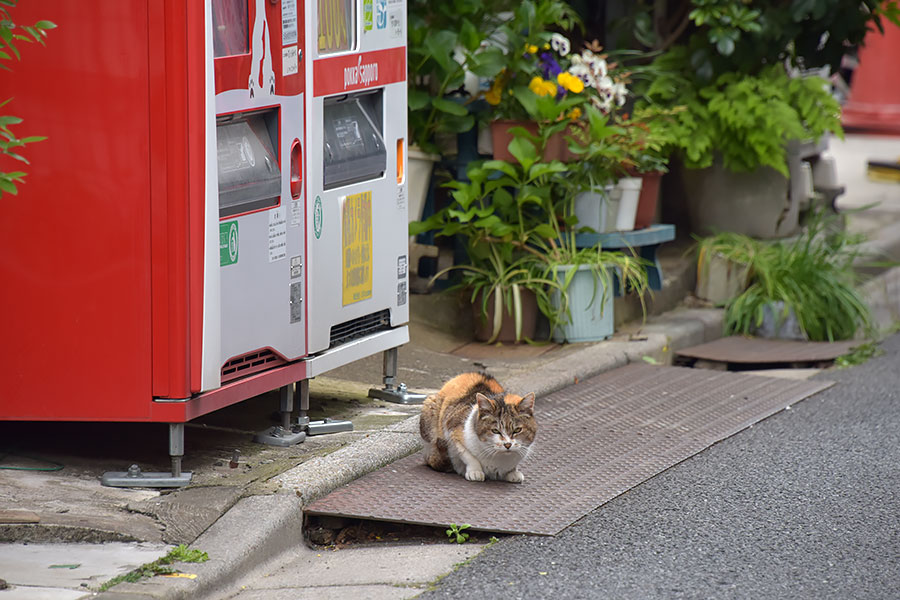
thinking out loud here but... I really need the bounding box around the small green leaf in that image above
[507,136,537,170]
[407,88,430,111]
[431,97,468,116]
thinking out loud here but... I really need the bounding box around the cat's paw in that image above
[505,470,525,483]
[465,468,485,482]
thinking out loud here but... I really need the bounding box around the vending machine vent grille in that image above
[221,348,287,383]
[330,310,391,348]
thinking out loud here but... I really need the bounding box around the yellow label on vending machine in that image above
[341,191,373,305]
[318,0,352,53]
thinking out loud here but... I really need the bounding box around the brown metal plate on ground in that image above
[305,364,833,536]
[675,336,857,366]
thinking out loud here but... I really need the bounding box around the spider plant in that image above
[432,247,560,344]
[701,210,873,341]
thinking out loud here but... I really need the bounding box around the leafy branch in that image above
[1,1,55,196]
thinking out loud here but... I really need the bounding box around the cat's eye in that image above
[491,428,501,434]
[513,427,522,435]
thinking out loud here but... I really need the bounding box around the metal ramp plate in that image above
[305,364,833,536]
[675,336,857,367]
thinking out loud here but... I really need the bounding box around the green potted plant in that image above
[630,0,900,239]
[640,53,843,238]
[467,0,585,160]
[410,157,562,344]
[696,210,873,342]
[406,0,508,225]
[524,125,651,342]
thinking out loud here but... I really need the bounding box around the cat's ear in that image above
[518,392,535,415]
[475,393,494,412]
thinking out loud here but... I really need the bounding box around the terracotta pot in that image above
[632,170,663,230]
[472,287,539,343]
[490,120,572,163]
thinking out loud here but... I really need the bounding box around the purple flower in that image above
[539,52,562,79]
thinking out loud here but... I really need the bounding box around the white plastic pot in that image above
[407,147,440,225]
[611,177,642,232]
[574,184,615,232]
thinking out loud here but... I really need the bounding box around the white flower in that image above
[613,82,628,106]
[595,75,614,92]
[591,58,608,80]
[550,33,570,56]
[568,63,593,87]
[593,94,613,113]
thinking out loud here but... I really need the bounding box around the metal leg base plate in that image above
[101,465,192,488]
[253,426,308,447]
[369,384,427,405]
[306,418,353,436]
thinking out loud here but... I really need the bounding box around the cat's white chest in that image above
[462,410,525,479]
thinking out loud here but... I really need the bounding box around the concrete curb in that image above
[274,417,423,507]
[98,494,304,600]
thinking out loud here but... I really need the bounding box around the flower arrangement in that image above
[484,32,631,124]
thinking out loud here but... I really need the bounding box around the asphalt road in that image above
[419,333,900,600]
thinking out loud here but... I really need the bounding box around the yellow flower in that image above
[557,71,585,94]
[526,44,538,54]
[529,76,557,97]
[485,74,506,105]
[567,107,582,120]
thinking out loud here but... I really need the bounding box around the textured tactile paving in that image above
[675,336,857,365]
[305,364,833,535]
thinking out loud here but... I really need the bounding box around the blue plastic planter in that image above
[551,264,614,343]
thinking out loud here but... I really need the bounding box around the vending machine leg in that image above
[253,385,308,447]
[368,347,427,404]
[298,378,354,436]
[100,423,193,488]
[253,380,353,445]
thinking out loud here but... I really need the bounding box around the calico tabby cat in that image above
[420,372,536,483]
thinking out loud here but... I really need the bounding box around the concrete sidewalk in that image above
[1,133,899,600]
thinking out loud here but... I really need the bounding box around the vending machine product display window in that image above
[216,108,281,217]
[323,91,386,190]
[212,0,250,57]
[318,0,356,54]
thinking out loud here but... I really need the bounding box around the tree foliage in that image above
[1,0,55,197]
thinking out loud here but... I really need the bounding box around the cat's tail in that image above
[419,394,438,444]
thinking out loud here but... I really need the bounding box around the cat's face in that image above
[474,392,537,454]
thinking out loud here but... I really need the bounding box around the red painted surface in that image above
[187,2,208,394]
[151,359,307,422]
[313,46,406,97]
[0,1,205,421]
[1,2,156,420]
[842,21,900,134]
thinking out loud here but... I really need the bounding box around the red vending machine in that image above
[0,0,419,487]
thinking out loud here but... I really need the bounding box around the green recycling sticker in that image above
[220,221,239,266]
[363,0,373,30]
[313,195,323,239]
